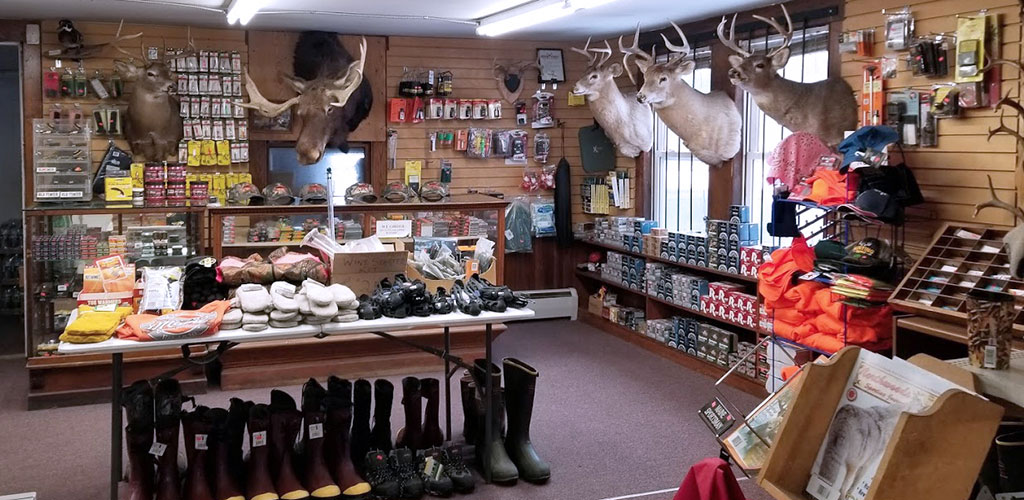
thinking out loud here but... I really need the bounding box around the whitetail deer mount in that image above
[974,175,1024,278]
[621,24,740,166]
[112,32,181,161]
[240,32,372,165]
[570,37,653,158]
[493,60,539,104]
[718,4,857,146]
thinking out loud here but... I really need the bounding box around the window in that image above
[739,25,832,245]
[651,47,713,233]
[269,145,367,203]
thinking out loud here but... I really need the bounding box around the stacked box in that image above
[741,245,768,278]
[758,302,773,333]
[729,341,758,379]
[647,318,675,345]
[729,205,751,224]
[645,262,669,295]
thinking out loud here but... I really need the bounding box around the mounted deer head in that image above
[240,33,371,165]
[974,174,1024,278]
[112,36,181,161]
[621,24,741,165]
[570,36,653,158]
[493,60,539,104]
[718,4,857,146]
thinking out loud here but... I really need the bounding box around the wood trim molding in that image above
[0,21,41,207]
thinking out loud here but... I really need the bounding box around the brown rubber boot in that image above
[226,398,252,493]
[184,407,215,500]
[123,380,155,500]
[269,390,308,500]
[395,377,423,451]
[420,378,444,448]
[301,379,341,499]
[325,379,371,499]
[155,379,184,500]
[245,404,279,500]
[208,408,245,500]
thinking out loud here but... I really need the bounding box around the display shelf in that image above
[577,238,758,284]
[575,269,759,334]
[24,202,208,216]
[577,309,766,396]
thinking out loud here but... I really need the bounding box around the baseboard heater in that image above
[521,288,578,320]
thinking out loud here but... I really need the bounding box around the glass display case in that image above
[23,203,205,357]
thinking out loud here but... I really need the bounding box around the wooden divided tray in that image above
[890,223,1024,338]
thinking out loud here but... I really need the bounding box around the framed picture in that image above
[536,48,565,83]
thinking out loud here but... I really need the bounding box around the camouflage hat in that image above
[345,182,378,204]
[262,183,295,205]
[382,181,415,203]
[299,183,328,204]
[419,180,448,202]
[227,182,264,206]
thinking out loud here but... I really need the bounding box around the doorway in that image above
[0,42,23,356]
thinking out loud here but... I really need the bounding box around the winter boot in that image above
[154,378,185,500]
[350,379,372,475]
[324,387,371,499]
[364,450,400,499]
[459,374,478,445]
[470,360,518,484]
[300,379,341,499]
[997,429,1024,493]
[245,404,279,500]
[419,447,453,497]
[183,407,215,500]
[268,390,308,500]
[226,399,252,495]
[440,445,475,494]
[389,448,424,499]
[420,378,444,448]
[395,377,423,451]
[502,358,550,483]
[123,380,155,500]
[208,408,245,500]
[368,379,394,453]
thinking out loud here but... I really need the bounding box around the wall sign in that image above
[536,48,565,83]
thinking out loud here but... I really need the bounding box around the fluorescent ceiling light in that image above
[476,0,618,37]
[226,0,268,25]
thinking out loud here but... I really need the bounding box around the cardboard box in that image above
[331,241,409,295]
[405,262,497,294]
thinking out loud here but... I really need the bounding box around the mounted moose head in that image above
[718,5,857,146]
[113,43,182,161]
[571,37,653,158]
[241,32,371,165]
[621,24,740,166]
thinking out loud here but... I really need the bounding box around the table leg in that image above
[443,326,452,441]
[484,323,493,483]
[111,353,123,500]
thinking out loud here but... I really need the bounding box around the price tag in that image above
[504,229,514,240]
[308,422,323,439]
[375,220,412,239]
[251,430,267,447]
[195,433,208,450]
[149,441,167,457]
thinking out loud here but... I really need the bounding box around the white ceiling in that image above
[0,0,775,40]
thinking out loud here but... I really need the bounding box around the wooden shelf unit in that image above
[577,238,758,284]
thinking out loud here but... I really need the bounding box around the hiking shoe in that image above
[365,449,400,498]
[440,445,476,494]
[389,448,424,499]
[419,447,454,497]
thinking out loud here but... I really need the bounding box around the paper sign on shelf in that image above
[376,220,413,238]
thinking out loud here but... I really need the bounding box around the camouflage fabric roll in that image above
[966,289,1014,370]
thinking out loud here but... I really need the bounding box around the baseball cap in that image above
[842,238,892,269]
[227,182,264,206]
[813,239,847,272]
[344,183,377,204]
[419,181,448,202]
[262,183,295,205]
[836,188,900,223]
[299,183,328,204]
[838,126,898,172]
[382,181,415,203]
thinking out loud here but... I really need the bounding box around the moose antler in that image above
[717,13,751,57]
[753,4,794,58]
[238,71,301,117]
[619,24,656,84]
[328,36,367,108]
[975,174,1024,220]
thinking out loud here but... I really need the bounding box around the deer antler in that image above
[753,4,794,58]
[589,40,613,68]
[716,13,752,57]
[619,24,655,84]
[661,21,691,61]
[236,71,301,117]
[987,93,1024,173]
[571,37,599,67]
[103,19,145,60]
[975,174,1024,220]
[980,58,1024,75]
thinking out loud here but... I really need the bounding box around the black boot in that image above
[503,358,550,483]
[368,379,394,453]
[420,378,444,449]
[472,360,517,484]
[390,448,424,499]
[154,379,184,500]
[997,429,1024,493]
[350,379,372,475]
[123,380,155,500]
[395,377,423,451]
[459,373,478,446]
[364,450,400,499]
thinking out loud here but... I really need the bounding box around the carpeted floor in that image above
[0,319,771,500]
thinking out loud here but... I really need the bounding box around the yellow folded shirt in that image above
[60,306,133,343]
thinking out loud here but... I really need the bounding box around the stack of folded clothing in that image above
[831,274,894,305]
[59,305,133,344]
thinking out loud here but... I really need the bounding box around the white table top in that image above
[949,350,1024,408]
[57,307,534,356]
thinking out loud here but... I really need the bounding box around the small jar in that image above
[166,163,187,183]
[190,181,209,206]
[143,163,165,184]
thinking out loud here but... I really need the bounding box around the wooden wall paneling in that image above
[245,31,386,143]
[369,140,388,194]
[708,37,744,220]
[841,0,1023,254]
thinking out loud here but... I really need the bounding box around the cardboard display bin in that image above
[404,262,498,293]
[330,241,408,296]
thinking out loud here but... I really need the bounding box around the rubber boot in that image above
[997,429,1024,493]
[123,380,155,500]
[420,378,444,448]
[209,408,245,500]
[245,404,279,500]
[301,379,341,499]
[184,407,216,500]
[502,358,551,483]
[269,390,309,500]
[470,360,517,484]
[368,379,394,453]
[325,391,371,499]
[350,379,372,475]
[227,399,252,496]
[395,377,423,451]
[459,374,478,446]
[155,379,184,500]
